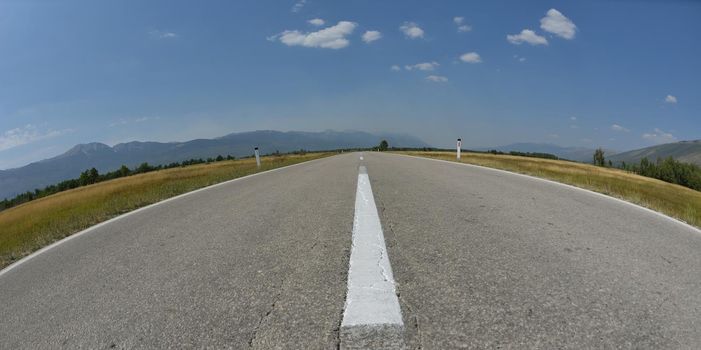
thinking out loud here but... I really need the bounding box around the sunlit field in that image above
[402,151,701,228]
[0,153,331,269]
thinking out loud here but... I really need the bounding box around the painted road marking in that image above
[340,166,404,349]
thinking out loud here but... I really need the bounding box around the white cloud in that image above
[390,65,401,71]
[665,94,678,104]
[110,116,160,127]
[460,52,482,63]
[642,128,677,144]
[540,9,577,39]
[457,25,472,33]
[291,0,307,13]
[400,22,424,39]
[453,16,471,32]
[0,124,71,152]
[426,75,448,83]
[362,30,382,43]
[275,21,357,49]
[507,29,548,45]
[611,124,630,132]
[135,116,159,123]
[570,116,577,121]
[308,18,324,26]
[108,119,128,127]
[149,30,178,39]
[405,61,439,71]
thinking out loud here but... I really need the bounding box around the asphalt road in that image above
[1,152,700,349]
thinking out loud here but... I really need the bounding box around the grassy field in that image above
[400,151,701,228]
[0,153,331,269]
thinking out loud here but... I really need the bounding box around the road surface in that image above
[1,152,700,349]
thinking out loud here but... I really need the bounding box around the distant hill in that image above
[477,143,617,163]
[608,140,701,167]
[0,130,428,200]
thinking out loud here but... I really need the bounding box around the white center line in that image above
[340,166,404,349]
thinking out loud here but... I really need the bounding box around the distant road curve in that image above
[1,152,700,349]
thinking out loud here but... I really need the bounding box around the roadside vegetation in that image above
[0,152,330,269]
[600,153,701,192]
[0,155,239,212]
[401,151,701,228]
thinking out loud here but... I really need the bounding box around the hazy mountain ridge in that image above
[0,130,428,200]
[608,140,701,167]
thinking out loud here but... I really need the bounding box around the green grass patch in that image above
[400,151,701,228]
[0,153,331,269]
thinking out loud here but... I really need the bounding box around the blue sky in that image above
[0,0,699,169]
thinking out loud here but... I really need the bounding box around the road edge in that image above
[0,154,338,278]
[394,153,701,235]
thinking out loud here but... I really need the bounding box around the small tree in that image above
[378,140,389,151]
[118,165,130,177]
[77,168,99,185]
[216,155,224,162]
[136,162,152,173]
[593,148,605,166]
[88,168,99,183]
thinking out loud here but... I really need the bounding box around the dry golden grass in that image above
[401,151,701,228]
[0,153,331,269]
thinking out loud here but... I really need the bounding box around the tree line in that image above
[624,157,701,191]
[593,148,701,191]
[0,155,237,212]
[485,149,560,160]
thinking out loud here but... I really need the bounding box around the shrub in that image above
[593,148,605,166]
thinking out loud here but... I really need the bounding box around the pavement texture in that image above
[365,153,701,349]
[0,154,360,349]
[1,152,701,349]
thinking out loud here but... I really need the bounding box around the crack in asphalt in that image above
[335,233,352,350]
[248,287,282,349]
[375,244,391,283]
[250,236,327,348]
[376,197,423,350]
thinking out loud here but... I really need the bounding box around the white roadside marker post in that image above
[254,147,261,168]
[457,138,462,160]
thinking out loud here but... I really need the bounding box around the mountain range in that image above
[0,130,428,200]
[608,140,701,167]
[3,131,699,201]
